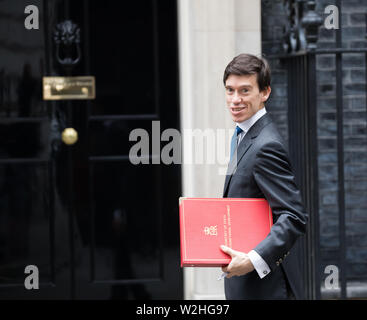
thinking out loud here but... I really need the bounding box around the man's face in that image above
[225,74,271,123]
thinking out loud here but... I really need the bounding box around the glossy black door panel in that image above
[87,1,158,116]
[0,163,53,285]
[89,162,162,282]
[0,0,181,299]
[0,0,47,119]
[0,120,50,159]
[88,119,157,157]
[0,0,70,299]
[72,0,182,299]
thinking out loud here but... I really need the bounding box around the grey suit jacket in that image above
[223,113,308,300]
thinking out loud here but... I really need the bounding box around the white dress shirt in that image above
[236,107,267,145]
[235,107,271,279]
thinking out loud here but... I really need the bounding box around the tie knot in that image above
[235,126,243,135]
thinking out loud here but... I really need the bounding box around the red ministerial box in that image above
[179,198,273,267]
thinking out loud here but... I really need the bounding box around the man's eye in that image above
[226,88,233,93]
[241,89,248,93]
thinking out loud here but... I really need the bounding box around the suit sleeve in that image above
[252,141,308,271]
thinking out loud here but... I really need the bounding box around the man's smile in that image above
[230,106,247,115]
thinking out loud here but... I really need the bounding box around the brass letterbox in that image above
[43,76,95,100]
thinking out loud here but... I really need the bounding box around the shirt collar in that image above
[236,107,267,133]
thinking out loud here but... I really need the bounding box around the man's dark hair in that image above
[223,54,271,92]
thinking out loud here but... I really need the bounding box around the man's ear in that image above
[261,86,271,103]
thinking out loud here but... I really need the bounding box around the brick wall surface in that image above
[261,0,367,287]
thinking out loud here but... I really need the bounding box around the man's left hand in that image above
[220,245,255,278]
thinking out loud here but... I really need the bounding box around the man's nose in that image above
[232,92,241,104]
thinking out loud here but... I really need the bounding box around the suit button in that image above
[279,258,283,263]
[276,261,280,266]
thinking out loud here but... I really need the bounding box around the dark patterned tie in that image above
[230,126,243,161]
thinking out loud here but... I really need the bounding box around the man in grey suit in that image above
[220,53,308,300]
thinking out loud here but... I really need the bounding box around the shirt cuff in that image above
[248,250,271,279]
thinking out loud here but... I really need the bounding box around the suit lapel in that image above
[223,134,252,195]
[223,114,273,196]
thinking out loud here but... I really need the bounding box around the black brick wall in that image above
[261,0,367,292]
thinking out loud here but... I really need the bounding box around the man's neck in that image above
[236,107,267,133]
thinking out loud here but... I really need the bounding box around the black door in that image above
[0,0,182,299]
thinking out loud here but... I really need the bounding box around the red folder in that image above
[179,198,273,267]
